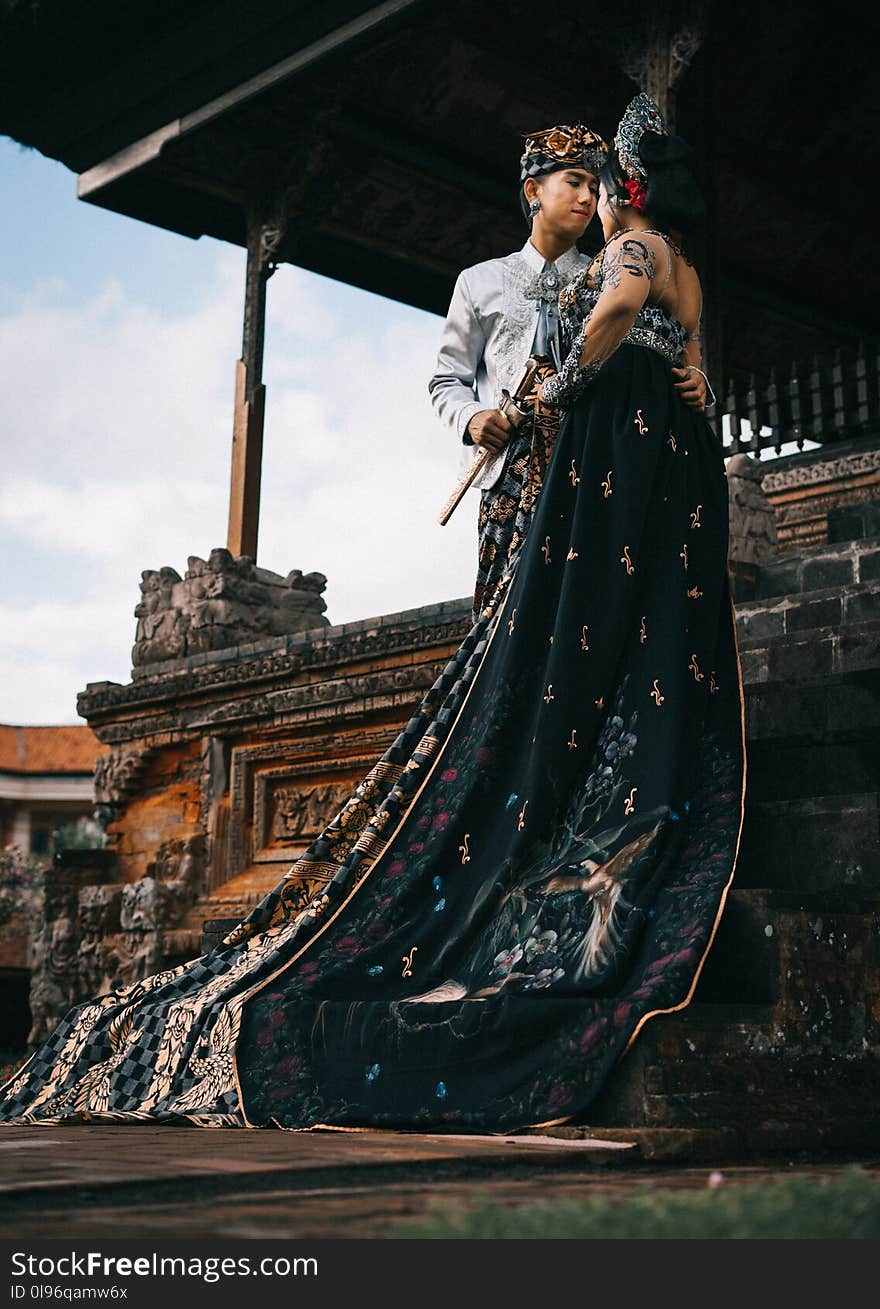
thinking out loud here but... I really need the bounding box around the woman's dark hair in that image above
[601,131,706,234]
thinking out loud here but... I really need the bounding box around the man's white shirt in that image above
[428,238,589,492]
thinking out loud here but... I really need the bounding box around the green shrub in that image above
[390,1165,879,1239]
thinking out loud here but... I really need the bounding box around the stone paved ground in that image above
[1,1126,877,1238]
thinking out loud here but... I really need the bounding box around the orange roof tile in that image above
[0,724,109,775]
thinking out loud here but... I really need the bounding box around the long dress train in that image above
[0,307,745,1132]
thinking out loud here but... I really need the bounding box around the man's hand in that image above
[466,408,513,453]
[673,365,707,411]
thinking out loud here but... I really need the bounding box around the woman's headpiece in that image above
[519,123,608,182]
[613,93,668,183]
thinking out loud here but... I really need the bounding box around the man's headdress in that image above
[519,123,608,182]
[613,93,668,183]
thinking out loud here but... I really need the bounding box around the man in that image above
[428,122,706,617]
[428,121,707,498]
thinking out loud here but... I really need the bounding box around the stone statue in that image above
[132,549,330,668]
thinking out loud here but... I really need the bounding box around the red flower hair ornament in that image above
[624,178,648,212]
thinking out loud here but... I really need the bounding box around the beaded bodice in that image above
[558,259,689,365]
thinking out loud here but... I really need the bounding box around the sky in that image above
[0,139,478,724]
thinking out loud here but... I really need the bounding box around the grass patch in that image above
[390,1165,879,1238]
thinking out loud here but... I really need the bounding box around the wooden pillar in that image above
[611,0,708,131]
[227,210,283,561]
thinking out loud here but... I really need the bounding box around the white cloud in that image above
[0,252,479,723]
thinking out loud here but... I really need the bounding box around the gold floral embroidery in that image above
[639,615,647,643]
[459,833,471,864]
[620,545,635,575]
[634,409,649,435]
[710,672,719,693]
[690,504,703,529]
[517,801,529,831]
[624,787,638,815]
[602,470,613,498]
[580,625,590,651]
[402,947,418,978]
[541,536,552,565]
[4,1072,29,1100]
[567,729,578,750]
[566,547,579,560]
[668,432,677,452]
[680,542,689,570]
[508,608,517,636]
[687,585,704,598]
[569,460,581,486]
[543,684,555,704]
[594,695,605,709]
[689,653,705,681]
[651,679,665,705]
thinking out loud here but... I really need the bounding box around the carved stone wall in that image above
[25,836,207,1047]
[132,547,329,670]
[5,596,473,1043]
[727,453,779,566]
[761,435,880,554]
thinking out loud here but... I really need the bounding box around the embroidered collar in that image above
[517,241,584,303]
[519,239,582,278]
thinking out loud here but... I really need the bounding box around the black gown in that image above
[0,272,745,1133]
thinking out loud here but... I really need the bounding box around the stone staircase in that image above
[583,533,880,1157]
[192,534,880,1159]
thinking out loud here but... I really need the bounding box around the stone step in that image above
[745,671,880,800]
[587,1001,880,1134]
[550,1117,880,1160]
[736,579,880,648]
[639,1064,880,1132]
[738,616,880,685]
[697,889,879,1032]
[736,792,880,894]
[756,533,880,598]
[747,736,879,803]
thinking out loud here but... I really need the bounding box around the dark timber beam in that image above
[78,0,429,202]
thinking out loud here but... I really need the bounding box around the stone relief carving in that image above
[761,447,880,492]
[93,746,152,808]
[271,783,353,842]
[80,614,470,716]
[26,835,207,1045]
[726,453,780,566]
[132,547,329,668]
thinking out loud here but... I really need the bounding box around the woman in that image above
[0,95,745,1133]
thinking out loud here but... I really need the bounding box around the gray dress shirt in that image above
[428,239,589,492]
